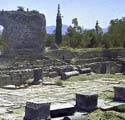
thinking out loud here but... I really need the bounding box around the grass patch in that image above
[61,46,102,52]
[86,109,125,120]
[114,104,125,112]
[99,91,114,100]
[66,74,125,82]
[55,81,63,86]
[60,47,124,52]
[67,74,94,81]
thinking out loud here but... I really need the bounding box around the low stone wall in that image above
[46,49,125,62]
[0,69,34,86]
[85,61,121,74]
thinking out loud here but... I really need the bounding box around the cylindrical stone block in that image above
[75,93,98,112]
[24,101,51,120]
[114,87,125,101]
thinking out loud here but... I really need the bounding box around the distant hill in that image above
[0,25,108,35]
[46,25,68,34]
[46,25,108,34]
[103,28,108,33]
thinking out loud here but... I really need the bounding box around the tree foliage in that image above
[83,29,97,48]
[46,34,55,47]
[107,17,125,48]
[46,17,125,50]
[55,4,62,45]
[62,18,83,48]
[61,19,103,48]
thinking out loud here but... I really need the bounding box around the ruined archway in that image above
[0,25,4,55]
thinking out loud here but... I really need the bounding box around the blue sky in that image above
[0,0,125,28]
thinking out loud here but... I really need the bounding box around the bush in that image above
[114,104,125,112]
[55,81,63,86]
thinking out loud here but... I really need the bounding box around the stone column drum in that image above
[24,101,51,120]
[32,68,42,84]
[75,93,98,112]
[114,86,125,101]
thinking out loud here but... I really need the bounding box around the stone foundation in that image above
[75,93,98,112]
[24,102,51,120]
[114,87,125,101]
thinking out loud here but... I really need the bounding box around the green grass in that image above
[86,109,125,120]
[99,91,114,100]
[55,80,63,86]
[114,104,125,112]
[61,46,102,52]
[66,74,125,82]
[60,46,124,52]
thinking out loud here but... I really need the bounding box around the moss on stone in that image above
[86,109,125,120]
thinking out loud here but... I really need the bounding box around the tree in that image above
[55,4,62,45]
[101,33,112,49]
[95,20,103,47]
[46,34,55,47]
[83,29,97,48]
[108,17,125,48]
[64,18,83,48]
[95,20,99,34]
[72,18,78,29]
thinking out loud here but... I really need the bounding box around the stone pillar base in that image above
[24,101,51,120]
[114,87,125,101]
[75,93,98,112]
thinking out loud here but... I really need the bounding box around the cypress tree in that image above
[55,4,62,45]
[95,20,99,34]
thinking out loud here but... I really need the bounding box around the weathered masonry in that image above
[0,10,46,58]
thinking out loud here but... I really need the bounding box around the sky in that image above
[0,0,125,28]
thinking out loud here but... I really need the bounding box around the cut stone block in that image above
[79,68,91,74]
[48,71,58,78]
[75,93,98,112]
[114,86,125,101]
[51,103,75,118]
[32,68,42,84]
[61,71,79,80]
[24,101,51,120]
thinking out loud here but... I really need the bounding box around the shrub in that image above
[114,104,125,112]
[55,81,63,86]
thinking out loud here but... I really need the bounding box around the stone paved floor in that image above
[0,75,125,119]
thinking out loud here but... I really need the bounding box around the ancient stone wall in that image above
[0,10,46,58]
[46,49,125,74]
[46,49,125,61]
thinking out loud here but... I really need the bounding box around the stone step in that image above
[51,103,75,118]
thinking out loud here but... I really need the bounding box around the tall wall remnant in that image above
[0,10,46,58]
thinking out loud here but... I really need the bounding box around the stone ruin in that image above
[24,85,125,119]
[46,48,125,74]
[0,10,46,59]
[0,10,124,86]
[24,89,125,120]
[0,10,47,86]
[0,9,125,120]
